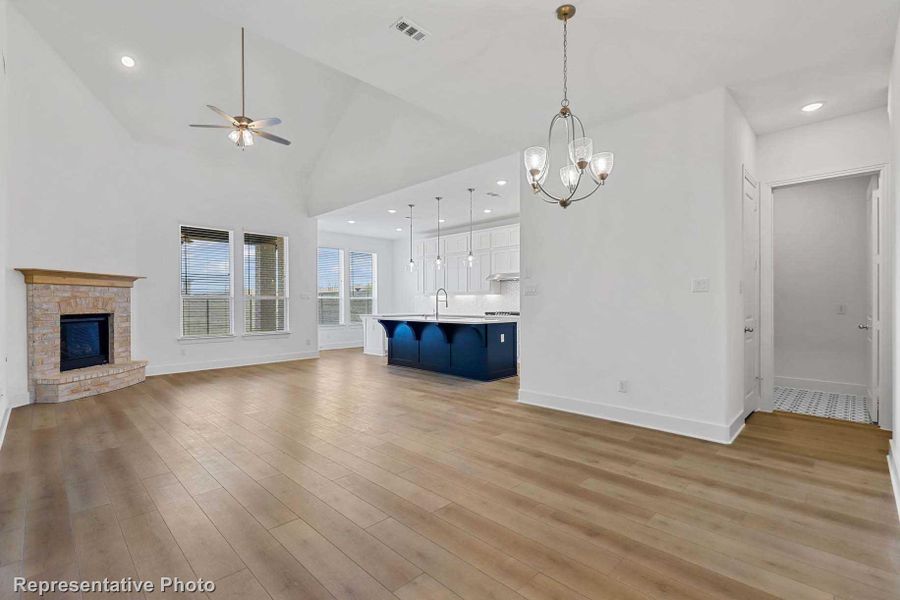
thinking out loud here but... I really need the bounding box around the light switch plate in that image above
[691,278,710,293]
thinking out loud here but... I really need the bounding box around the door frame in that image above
[759,164,891,428]
[743,166,761,416]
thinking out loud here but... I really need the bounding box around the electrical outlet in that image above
[617,380,628,393]
[305,338,311,346]
[691,278,710,293]
[837,304,847,315]
[524,285,539,297]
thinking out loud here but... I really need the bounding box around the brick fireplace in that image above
[16,269,148,403]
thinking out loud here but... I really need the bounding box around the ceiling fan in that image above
[189,27,291,148]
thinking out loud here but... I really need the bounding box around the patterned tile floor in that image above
[773,386,872,424]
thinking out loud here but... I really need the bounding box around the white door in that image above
[864,179,881,422]
[742,169,761,413]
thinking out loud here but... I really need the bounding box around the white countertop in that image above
[364,313,519,325]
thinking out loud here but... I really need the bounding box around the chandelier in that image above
[523,4,614,208]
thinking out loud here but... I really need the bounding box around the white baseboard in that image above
[889,439,900,523]
[774,376,867,396]
[145,351,319,376]
[518,388,745,444]
[0,392,31,450]
[318,342,363,351]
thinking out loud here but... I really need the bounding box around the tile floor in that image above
[773,386,872,424]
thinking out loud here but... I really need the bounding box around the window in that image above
[317,247,343,325]
[180,226,233,337]
[244,233,288,333]
[349,251,376,323]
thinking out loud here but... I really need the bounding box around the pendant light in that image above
[407,204,416,272]
[466,187,475,267]
[434,196,443,270]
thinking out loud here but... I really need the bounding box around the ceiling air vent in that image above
[391,17,429,42]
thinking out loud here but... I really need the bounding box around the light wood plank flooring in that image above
[0,349,897,599]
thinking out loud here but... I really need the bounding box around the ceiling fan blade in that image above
[248,117,282,129]
[206,105,238,124]
[189,124,233,128]
[252,129,291,146]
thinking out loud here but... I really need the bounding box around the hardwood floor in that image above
[0,348,897,599]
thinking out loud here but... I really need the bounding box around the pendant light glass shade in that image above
[588,151,614,183]
[407,204,416,272]
[524,146,548,178]
[568,137,592,169]
[560,164,580,191]
[434,196,443,270]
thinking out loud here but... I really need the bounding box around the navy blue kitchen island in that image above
[377,316,517,381]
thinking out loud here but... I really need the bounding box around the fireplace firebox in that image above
[60,314,110,371]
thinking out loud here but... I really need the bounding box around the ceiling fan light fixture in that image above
[189,27,291,148]
[120,55,136,68]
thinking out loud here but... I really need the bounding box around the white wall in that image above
[519,88,748,443]
[4,5,319,404]
[888,12,900,515]
[316,230,394,349]
[0,0,10,442]
[758,108,889,184]
[774,176,872,393]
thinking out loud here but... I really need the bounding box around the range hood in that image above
[485,272,520,282]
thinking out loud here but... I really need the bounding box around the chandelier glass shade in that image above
[523,4,614,208]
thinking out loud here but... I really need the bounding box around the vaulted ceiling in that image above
[14,0,899,215]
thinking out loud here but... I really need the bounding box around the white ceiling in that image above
[14,0,899,214]
[317,154,520,240]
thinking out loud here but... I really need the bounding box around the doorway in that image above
[768,173,882,424]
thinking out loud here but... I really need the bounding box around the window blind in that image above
[244,233,288,333]
[317,247,343,325]
[349,251,376,323]
[180,226,232,337]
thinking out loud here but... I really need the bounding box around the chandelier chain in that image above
[561,19,569,108]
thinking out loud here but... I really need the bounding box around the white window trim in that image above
[348,250,377,325]
[179,224,235,340]
[317,246,345,327]
[242,231,290,335]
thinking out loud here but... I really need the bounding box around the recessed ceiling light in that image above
[120,55,136,68]
[387,209,397,214]
[483,209,492,214]
[801,102,824,112]
[347,220,356,224]
[439,219,446,223]
[395,227,403,232]
[496,179,507,186]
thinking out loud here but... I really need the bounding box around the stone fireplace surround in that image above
[16,269,148,403]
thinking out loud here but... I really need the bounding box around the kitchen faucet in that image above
[435,288,448,320]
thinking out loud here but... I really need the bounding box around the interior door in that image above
[865,178,880,422]
[742,169,761,413]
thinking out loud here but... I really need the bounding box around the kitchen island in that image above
[374,315,517,381]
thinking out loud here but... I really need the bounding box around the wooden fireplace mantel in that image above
[15,268,145,288]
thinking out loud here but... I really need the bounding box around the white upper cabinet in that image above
[414,224,518,295]
[444,233,469,255]
[473,231,492,251]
